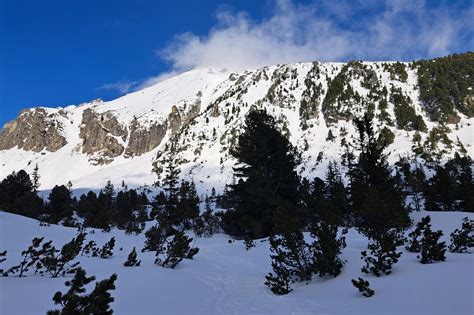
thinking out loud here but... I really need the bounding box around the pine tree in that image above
[349,113,411,238]
[449,217,474,253]
[265,254,292,295]
[0,170,44,218]
[47,185,74,224]
[96,182,115,231]
[351,278,375,297]
[361,229,403,277]
[418,227,446,264]
[47,268,117,315]
[99,237,115,259]
[222,109,301,238]
[142,225,169,252]
[175,180,200,229]
[324,161,348,225]
[81,241,98,257]
[310,221,347,277]
[162,147,180,215]
[41,233,86,277]
[406,216,431,252]
[4,237,53,277]
[155,231,199,268]
[193,200,221,237]
[32,164,40,192]
[123,247,141,267]
[425,165,458,211]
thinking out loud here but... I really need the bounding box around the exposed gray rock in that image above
[0,108,67,152]
[167,106,182,134]
[124,119,167,158]
[79,108,127,163]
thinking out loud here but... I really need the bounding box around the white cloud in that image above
[98,81,139,94]
[103,0,473,92]
[158,0,473,72]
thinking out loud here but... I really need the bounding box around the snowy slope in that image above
[0,62,473,197]
[0,211,473,315]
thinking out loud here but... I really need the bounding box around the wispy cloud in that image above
[158,0,473,72]
[97,80,139,94]
[104,0,473,91]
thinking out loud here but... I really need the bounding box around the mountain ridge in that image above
[1,53,473,196]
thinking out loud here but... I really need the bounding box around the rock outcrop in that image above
[124,120,167,158]
[79,109,127,163]
[0,108,67,152]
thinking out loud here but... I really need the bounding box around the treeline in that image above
[0,167,217,236]
[220,109,472,240]
[416,51,474,123]
[217,109,473,295]
[0,175,149,232]
[0,110,472,235]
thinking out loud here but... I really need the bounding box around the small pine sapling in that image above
[361,230,403,277]
[142,225,168,252]
[47,267,117,315]
[352,277,375,297]
[419,228,446,264]
[310,222,347,278]
[123,247,141,267]
[193,205,220,238]
[244,237,256,251]
[265,231,314,292]
[449,217,474,253]
[0,250,6,276]
[264,257,292,295]
[5,237,53,277]
[155,231,199,268]
[406,216,431,252]
[41,233,86,277]
[99,237,115,259]
[81,241,98,257]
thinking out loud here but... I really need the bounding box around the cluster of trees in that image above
[221,110,412,240]
[398,153,473,212]
[219,109,472,296]
[1,234,116,278]
[416,52,474,123]
[0,172,150,231]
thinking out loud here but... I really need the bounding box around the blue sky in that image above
[1,0,473,126]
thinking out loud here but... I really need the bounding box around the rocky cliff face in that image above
[0,108,67,152]
[0,53,472,192]
[124,120,167,158]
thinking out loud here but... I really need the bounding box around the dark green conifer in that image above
[41,233,86,277]
[406,216,431,252]
[449,217,474,253]
[418,228,446,264]
[361,229,403,277]
[310,222,347,277]
[123,247,141,267]
[222,109,301,239]
[47,268,117,315]
[351,277,374,297]
[99,237,115,259]
[155,231,199,268]
[142,225,169,252]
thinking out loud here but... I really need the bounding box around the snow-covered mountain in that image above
[1,58,473,195]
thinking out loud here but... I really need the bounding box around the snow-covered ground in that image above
[0,210,472,315]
